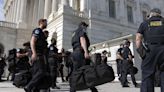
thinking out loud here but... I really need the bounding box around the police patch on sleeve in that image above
[50,47,54,50]
[34,29,40,34]
[16,48,20,52]
[72,32,75,37]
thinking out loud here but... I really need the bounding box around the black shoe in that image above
[122,85,129,87]
[66,76,69,81]
[52,86,60,89]
[90,87,98,92]
[24,86,31,92]
[134,83,140,88]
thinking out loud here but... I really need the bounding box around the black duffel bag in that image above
[84,64,115,87]
[69,67,88,90]
[70,64,115,90]
[13,71,31,88]
[36,72,52,89]
[132,66,138,75]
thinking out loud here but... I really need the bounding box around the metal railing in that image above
[0,21,17,29]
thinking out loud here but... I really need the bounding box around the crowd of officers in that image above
[0,7,163,92]
[0,19,110,92]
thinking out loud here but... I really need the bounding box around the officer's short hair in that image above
[123,39,130,45]
[102,50,108,54]
[150,8,161,14]
[38,19,47,25]
[79,21,89,27]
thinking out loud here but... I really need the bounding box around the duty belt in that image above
[73,47,83,51]
[149,43,164,45]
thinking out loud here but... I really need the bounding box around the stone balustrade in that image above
[0,21,17,29]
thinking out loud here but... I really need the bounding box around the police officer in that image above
[24,19,48,92]
[116,44,124,77]
[120,40,138,87]
[58,48,66,82]
[48,38,60,89]
[16,45,30,72]
[136,8,164,92]
[101,50,108,64]
[0,55,6,81]
[70,22,98,92]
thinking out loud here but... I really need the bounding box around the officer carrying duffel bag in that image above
[84,63,115,87]
[69,66,88,90]
[70,62,115,90]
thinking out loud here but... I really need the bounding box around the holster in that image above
[136,42,149,59]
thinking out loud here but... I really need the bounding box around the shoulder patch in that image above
[50,47,54,50]
[150,21,162,27]
[34,29,40,34]
[16,48,20,52]
[72,32,75,37]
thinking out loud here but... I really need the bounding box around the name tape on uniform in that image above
[150,21,162,27]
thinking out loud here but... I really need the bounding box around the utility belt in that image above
[149,42,164,45]
[36,53,45,56]
[73,47,83,51]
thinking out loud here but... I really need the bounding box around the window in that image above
[109,0,116,18]
[127,5,133,23]
[142,11,147,21]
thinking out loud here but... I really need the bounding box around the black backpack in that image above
[7,49,16,73]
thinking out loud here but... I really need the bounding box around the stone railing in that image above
[0,21,17,29]
[72,10,88,18]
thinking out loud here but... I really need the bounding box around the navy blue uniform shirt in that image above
[137,16,163,35]
[72,27,90,50]
[48,44,58,57]
[32,28,47,54]
[121,47,132,60]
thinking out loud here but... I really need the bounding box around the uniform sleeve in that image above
[78,30,85,38]
[137,22,147,35]
[32,29,40,38]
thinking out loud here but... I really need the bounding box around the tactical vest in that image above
[145,16,164,43]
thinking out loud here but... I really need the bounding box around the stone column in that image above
[69,0,73,7]
[38,0,45,19]
[19,0,27,23]
[10,2,13,22]
[11,1,14,22]
[33,0,39,26]
[13,0,18,23]
[61,0,69,6]
[52,0,58,13]
[9,7,11,21]
[16,0,21,23]
[80,0,87,11]
[44,0,51,19]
